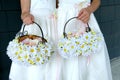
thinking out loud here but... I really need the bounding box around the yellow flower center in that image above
[64,48,68,52]
[36,57,40,62]
[37,48,40,52]
[28,59,34,65]
[89,43,92,46]
[81,45,84,48]
[15,52,19,55]
[85,36,88,39]
[76,41,80,45]
[30,49,34,53]
[24,55,28,59]
[91,30,96,35]
[18,56,22,60]
[19,46,22,50]
[45,50,48,53]
[71,46,74,49]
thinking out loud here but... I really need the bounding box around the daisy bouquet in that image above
[7,22,54,66]
[58,17,103,59]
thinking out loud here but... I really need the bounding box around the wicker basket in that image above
[58,17,103,59]
[7,22,54,66]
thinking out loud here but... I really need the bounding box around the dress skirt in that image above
[9,4,59,80]
[57,0,113,80]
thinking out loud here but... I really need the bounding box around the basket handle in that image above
[23,22,44,38]
[17,22,47,43]
[63,17,91,38]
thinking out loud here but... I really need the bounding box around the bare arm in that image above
[78,0,101,23]
[20,0,34,24]
[87,0,101,13]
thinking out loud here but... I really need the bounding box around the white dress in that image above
[57,0,113,80]
[9,0,113,80]
[9,0,59,80]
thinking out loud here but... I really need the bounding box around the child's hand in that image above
[77,8,91,23]
[21,12,34,25]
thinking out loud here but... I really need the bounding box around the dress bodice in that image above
[30,0,56,12]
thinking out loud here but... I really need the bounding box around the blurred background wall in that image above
[95,0,120,59]
[0,0,120,80]
[0,0,22,80]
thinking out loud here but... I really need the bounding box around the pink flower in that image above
[21,38,42,46]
